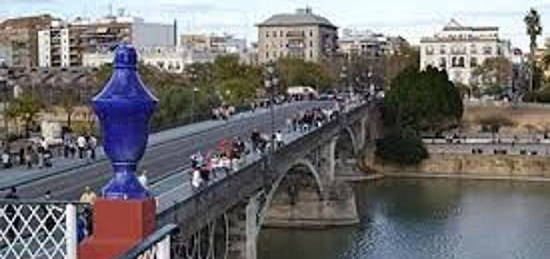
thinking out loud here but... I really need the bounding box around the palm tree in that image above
[524,8,543,92]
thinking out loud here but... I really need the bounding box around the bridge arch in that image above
[257,159,324,229]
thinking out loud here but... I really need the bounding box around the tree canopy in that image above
[384,66,463,133]
[471,57,513,95]
[276,57,335,91]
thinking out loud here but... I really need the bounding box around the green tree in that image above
[384,66,463,134]
[60,88,79,129]
[524,8,543,92]
[383,45,420,88]
[8,93,43,137]
[376,130,428,165]
[471,57,513,96]
[276,57,335,91]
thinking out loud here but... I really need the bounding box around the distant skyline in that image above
[3,0,550,51]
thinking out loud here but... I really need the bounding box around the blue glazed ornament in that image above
[92,43,158,200]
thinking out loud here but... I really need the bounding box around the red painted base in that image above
[79,198,156,259]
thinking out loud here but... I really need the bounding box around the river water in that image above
[258,178,550,259]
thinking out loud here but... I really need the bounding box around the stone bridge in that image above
[157,102,381,259]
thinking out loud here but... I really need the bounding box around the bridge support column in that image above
[227,196,260,259]
[263,180,359,228]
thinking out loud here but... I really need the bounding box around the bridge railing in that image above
[117,224,177,259]
[0,199,87,259]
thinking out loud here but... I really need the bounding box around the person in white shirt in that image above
[2,151,11,168]
[192,169,202,189]
[88,136,97,160]
[77,136,87,159]
[275,130,284,148]
[138,170,148,190]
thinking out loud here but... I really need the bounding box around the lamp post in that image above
[264,62,279,155]
[190,68,198,123]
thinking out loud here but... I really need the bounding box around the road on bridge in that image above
[10,101,328,200]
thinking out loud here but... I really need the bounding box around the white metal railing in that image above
[0,200,82,259]
[117,224,177,259]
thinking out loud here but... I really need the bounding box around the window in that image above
[266,32,269,38]
[439,45,446,55]
[266,52,269,58]
[426,46,434,55]
[273,31,277,38]
[470,57,478,67]
[439,57,447,69]
[310,30,313,37]
[483,46,492,55]
[280,31,283,37]
[310,50,313,58]
[273,51,277,58]
[458,57,465,67]
[310,41,313,47]
[470,44,477,54]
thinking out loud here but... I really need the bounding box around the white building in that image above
[420,19,511,86]
[38,21,71,67]
[338,29,406,58]
[83,46,217,73]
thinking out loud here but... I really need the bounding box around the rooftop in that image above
[442,19,498,32]
[257,8,336,28]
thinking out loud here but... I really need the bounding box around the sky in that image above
[3,0,550,51]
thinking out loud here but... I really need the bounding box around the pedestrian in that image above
[192,168,202,189]
[2,150,11,169]
[44,148,53,168]
[18,147,24,166]
[275,130,284,148]
[37,144,45,169]
[5,186,20,241]
[25,146,33,168]
[89,135,97,161]
[79,186,97,205]
[138,170,148,190]
[77,135,87,159]
[63,132,71,158]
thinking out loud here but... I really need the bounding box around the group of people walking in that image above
[2,137,55,170]
[190,137,247,189]
[63,133,98,162]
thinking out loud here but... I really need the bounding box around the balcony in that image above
[286,31,305,39]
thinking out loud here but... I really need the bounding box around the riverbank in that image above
[364,153,550,181]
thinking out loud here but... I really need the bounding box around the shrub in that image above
[375,132,428,165]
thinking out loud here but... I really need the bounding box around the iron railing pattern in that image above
[0,200,84,259]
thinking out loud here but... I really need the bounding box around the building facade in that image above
[338,29,409,58]
[0,14,58,67]
[420,19,511,86]
[38,15,176,68]
[256,8,338,63]
[83,46,217,73]
[180,34,247,54]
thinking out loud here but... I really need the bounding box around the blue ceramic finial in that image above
[92,43,158,200]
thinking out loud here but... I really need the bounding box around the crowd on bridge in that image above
[189,100,350,190]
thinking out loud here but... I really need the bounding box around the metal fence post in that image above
[66,203,78,259]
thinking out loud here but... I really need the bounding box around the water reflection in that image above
[258,178,550,259]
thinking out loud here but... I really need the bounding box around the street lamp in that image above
[264,62,278,155]
[340,65,347,94]
[189,67,198,123]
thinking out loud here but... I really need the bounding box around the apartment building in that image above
[256,8,338,63]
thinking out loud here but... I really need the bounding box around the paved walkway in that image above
[0,102,311,190]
